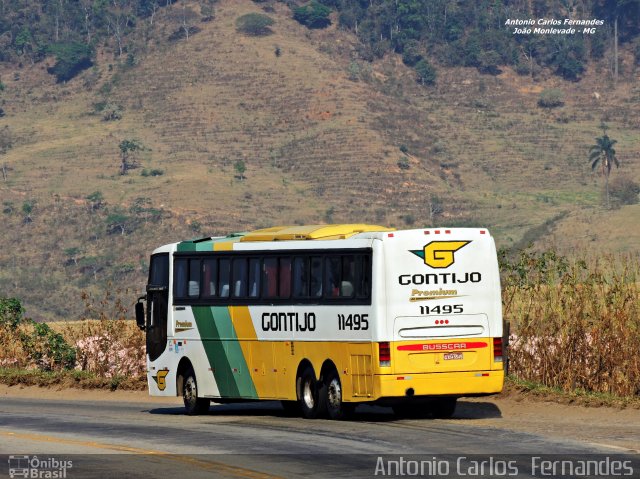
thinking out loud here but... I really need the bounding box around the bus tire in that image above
[431,398,457,419]
[183,367,210,415]
[324,369,354,420]
[297,366,326,419]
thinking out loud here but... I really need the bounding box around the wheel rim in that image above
[184,376,197,405]
[303,379,315,409]
[327,377,341,411]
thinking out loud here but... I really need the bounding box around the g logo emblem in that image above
[153,369,169,391]
[411,241,470,268]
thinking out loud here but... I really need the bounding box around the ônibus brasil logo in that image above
[8,455,72,478]
[410,241,470,269]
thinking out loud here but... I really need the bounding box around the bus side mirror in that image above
[135,297,146,331]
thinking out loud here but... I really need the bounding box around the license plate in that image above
[443,352,463,360]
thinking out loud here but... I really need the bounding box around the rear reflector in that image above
[493,337,503,362]
[379,342,391,367]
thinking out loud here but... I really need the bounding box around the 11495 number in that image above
[338,313,369,331]
[419,304,463,315]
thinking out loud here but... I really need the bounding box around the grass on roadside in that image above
[0,367,146,391]
[503,375,640,409]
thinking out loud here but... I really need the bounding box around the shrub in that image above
[47,42,94,83]
[402,214,415,225]
[102,103,123,121]
[0,297,24,329]
[234,160,246,180]
[168,25,202,42]
[235,13,275,36]
[556,55,584,81]
[477,50,501,75]
[538,89,564,108]
[414,59,436,86]
[201,4,215,22]
[293,1,331,29]
[397,157,410,170]
[19,321,76,370]
[347,61,360,81]
[141,168,164,177]
[401,40,422,67]
[609,176,640,207]
[514,61,531,76]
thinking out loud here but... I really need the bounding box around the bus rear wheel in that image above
[324,370,354,420]
[183,367,210,415]
[297,366,326,419]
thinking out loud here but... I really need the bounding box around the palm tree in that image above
[589,126,619,209]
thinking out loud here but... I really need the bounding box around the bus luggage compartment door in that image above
[393,314,492,373]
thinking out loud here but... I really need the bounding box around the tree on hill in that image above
[0,126,11,181]
[118,139,145,175]
[236,13,275,36]
[234,160,246,181]
[47,42,94,82]
[293,1,332,29]
[414,59,436,86]
[589,125,619,209]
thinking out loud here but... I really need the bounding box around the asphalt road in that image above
[0,397,638,479]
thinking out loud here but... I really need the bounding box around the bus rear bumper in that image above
[374,369,504,401]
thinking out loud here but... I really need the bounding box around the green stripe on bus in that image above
[192,306,258,399]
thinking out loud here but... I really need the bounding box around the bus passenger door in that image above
[147,253,169,362]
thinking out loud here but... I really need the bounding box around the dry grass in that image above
[0,289,146,386]
[502,249,640,397]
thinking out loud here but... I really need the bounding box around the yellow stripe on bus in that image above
[228,305,274,398]
[213,238,241,251]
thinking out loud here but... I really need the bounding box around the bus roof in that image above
[239,224,394,242]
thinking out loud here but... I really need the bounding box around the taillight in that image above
[493,337,503,362]
[379,342,390,367]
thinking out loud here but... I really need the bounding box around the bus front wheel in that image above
[182,367,210,415]
[297,366,326,419]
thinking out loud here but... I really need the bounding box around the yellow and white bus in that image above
[135,224,506,419]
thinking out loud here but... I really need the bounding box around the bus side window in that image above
[357,255,371,298]
[174,258,188,299]
[279,257,292,299]
[340,255,355,298]
[310,256,323,298]
[202,258,217,298]
[263,258,278,298]
[249,258,261,298]
[293,257,309,298]
[324,256,341,298]
[219,258,230,298]
[188,259,201,298]
[232,258,248,298]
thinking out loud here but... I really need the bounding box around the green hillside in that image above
[0,0,639,321]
